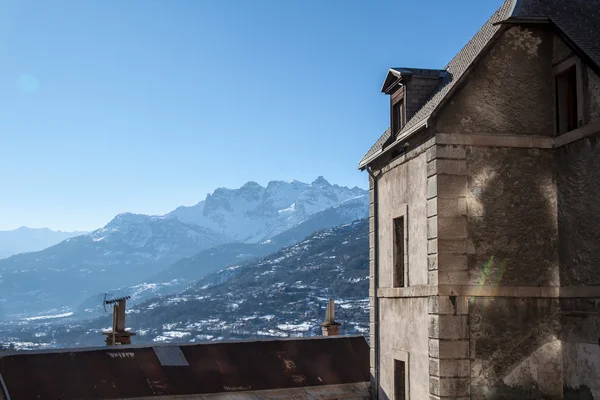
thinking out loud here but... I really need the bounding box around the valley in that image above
[0,177,370,349]
[0,219,369,349]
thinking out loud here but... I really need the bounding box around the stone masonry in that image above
[427,143,471,399]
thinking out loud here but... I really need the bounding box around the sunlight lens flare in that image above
[470,255,507,306]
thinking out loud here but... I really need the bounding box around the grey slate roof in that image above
[359,0,600,168]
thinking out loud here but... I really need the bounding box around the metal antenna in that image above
[102,293,116,312]
[104,295,131,305]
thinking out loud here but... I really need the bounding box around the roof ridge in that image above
[0,334,368,356]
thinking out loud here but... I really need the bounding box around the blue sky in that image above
[0,0,503,231]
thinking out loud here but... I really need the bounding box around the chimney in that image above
[321,299,341,336]
[103,296,136,346]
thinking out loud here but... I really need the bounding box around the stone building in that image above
[359,0,600,398]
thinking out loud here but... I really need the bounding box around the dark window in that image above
[393,217,405,288]
[392,100,404,135]
[394,359,406,400]
[555,65,578,135]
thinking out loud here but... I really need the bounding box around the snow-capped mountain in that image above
[160,195,369,284]
[0,214,229,319]
[0,227,85,259]
[75,196,369,313]
[89,213,230,253]
[167,177,366,243]
[1,219,369,348]
[0,177,367,324]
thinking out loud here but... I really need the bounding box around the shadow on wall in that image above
[466,143,600,399]
[556,136,600,286]
[466,146,564,398]
[467,146,558,288]
[555,136,600,400]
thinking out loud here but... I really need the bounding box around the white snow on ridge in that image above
[278,203,296,213]
[276,322,312,332]
[23,312,73,321]
[165,177,367,243]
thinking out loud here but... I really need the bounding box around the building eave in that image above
[358,118,429,170]
[494,16,551,25]
[380,69,404,94]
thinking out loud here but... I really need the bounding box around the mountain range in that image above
[0,227,84,259]
[0,214,230,318]
[0,219,369,348]
[76,195,369,315]
[0,177,368,320]
[167,177,366,242]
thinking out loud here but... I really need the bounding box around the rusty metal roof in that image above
[0,335,369,400]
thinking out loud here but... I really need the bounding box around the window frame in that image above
[391,349,410,400]
[392,100,405,134]
[390,87,406,136]
[394,359,406,400]
[553,56,584,136]
[392,204,409,288]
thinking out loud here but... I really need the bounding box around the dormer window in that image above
[392,99,405,135]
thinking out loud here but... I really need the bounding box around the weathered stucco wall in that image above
[469,297,562,399]
[436,26,554,136]
[552,34,574,66]
[552,32,600,398]
[560,298,600,399]
[377,151,429,287]
[373,146,430,399]
[469,297,600,399]
[378,297,429,400]
[465,146,558,286]
[585,65,600,125]
[556,135,600,286]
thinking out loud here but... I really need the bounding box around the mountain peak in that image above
[103,213,153,230]
[111,212,147,222]
[311,176,331,187]
[241,181,263,191]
